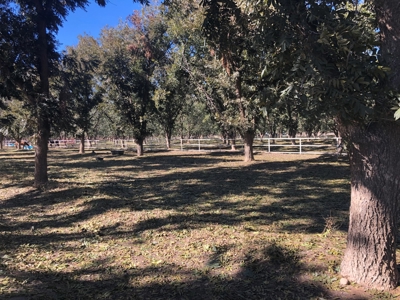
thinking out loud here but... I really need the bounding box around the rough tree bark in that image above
[242,130,254,162]
[339,0,400,290]
[339,121,400,290]
[34,118,50,186]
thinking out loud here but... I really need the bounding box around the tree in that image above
[0,0,147,187]
[200,0,265,161]
[175,94,219,139]
[201,0,400,290]
[0,1,35,150]
[167,0,262,160]
[61,46,103,154]
[338,0,400,289]
[152,60,189,149]
[100,8,170,156]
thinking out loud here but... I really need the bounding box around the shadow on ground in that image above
[0,243,357,300]
[0,150,355,299]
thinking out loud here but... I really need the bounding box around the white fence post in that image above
[299,138,302,154]
[198,139,201,151]
[180,139,183,151]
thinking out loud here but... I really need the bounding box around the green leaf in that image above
[394,108,400,120]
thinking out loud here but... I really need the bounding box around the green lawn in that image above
[0,149,397,299]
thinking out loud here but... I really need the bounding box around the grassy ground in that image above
[0,149,398,299]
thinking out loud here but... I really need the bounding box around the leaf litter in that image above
[0,149,397,299]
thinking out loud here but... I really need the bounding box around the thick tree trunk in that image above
[242,130,255,162]
[339,121,400,290]
[79,133,85,154]
[339,0,400,290]
[34,118,50,187]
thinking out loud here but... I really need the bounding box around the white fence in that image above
[3,137,343,155]
[178,137,342,154]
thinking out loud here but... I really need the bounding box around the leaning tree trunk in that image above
[242,130,255,162]
[339,121,400,290]
[79,133,85,154]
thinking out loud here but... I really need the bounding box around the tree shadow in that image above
[0,152,350,246]
[0,151,357,298]
[1,242,365,300]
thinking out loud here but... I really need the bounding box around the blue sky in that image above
[57,1,143,51]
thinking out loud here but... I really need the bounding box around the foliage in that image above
[99,7,171,153]
[176,95,219,138]
[61,46,103,138]
[167,0,262,159]
[152,58,190,146]
[0,99,34,143]
[201,0,388,128]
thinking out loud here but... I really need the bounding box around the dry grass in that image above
[0,148,398,299]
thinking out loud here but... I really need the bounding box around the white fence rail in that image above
[3,137,343,155]
[178,137,342,154]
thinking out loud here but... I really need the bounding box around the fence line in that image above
[3,137,343,155]
[178,137,342,154]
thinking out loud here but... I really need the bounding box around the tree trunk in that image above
[15,138,22,149]
[165,132,171,150]
[242,130,255,162]
[135,138,144,156]
[0,133,3,149]
[79,133,85,154]
[339,121,400,290]
[230,138,236,151]
[227,128,237,150]
[34,118,50,187]
[33,1,50,187]
[339,0,400,290]
[288,124,297,145]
